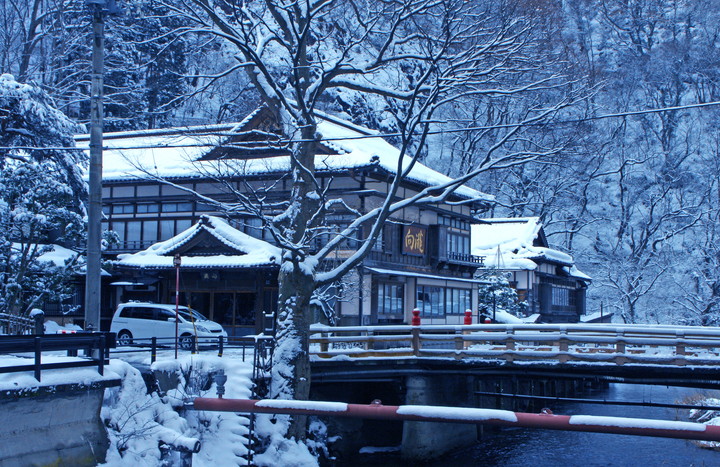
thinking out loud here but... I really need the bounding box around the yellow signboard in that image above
[403,225,427,255]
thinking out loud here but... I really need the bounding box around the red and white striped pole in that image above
[191,397,720,442]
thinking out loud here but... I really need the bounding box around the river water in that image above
[353,384,720,466]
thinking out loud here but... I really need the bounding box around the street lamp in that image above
[174,254,182,359]
[83,0,121,333]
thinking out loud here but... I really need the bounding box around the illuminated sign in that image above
[403,225,427,256]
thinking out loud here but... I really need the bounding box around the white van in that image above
[110,302,227,349]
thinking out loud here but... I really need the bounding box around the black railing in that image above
[366,250,428,267]
[447,252,486,266]
[110,335,275,365]
[0,313,34,335]
[107,240,157,252]
[0,332,116,382]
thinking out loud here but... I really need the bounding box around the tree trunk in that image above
[269,111,319,440]
[272,262,315,440]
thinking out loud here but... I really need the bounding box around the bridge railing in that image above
[309,323,720,366]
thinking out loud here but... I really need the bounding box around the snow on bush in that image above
[101,356,255,466]
[688,397,720,450]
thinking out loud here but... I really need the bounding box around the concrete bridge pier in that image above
[401,375,478,461]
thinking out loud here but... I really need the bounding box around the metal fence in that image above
[0,313,34,335]
[109,335,275,365]
[0,332,116,382]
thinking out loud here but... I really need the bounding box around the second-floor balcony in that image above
[446,252,486,266]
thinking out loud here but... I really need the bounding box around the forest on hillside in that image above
[2,0,719,325]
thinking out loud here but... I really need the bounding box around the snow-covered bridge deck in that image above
[309,323,720,388]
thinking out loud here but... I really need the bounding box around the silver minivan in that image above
[110,302,227,349]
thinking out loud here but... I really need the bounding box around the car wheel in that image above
[179,334,195,350]
[117,330,133,346]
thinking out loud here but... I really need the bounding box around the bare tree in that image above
[146,0,581,441]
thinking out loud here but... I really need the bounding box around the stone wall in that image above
[0,382,118,467]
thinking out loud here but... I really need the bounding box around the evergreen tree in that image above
[477,270,526,319]
[0,74,86,318]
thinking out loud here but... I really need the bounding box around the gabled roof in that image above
[472,217,545,251]
[75,108,493,203]
[115,215,281,270]
[471,217,590,281]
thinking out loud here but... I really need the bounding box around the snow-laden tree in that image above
[153,0,582,441]
[0,0,191,131]
[0,74,86,319]
[477,270,525,319]
[457,0,720,325]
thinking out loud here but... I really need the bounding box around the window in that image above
[112,186,135,197]
[416,286,443,317]
[160,220,175,240]
[142,220,158,243]
[378,283,404,315]
[445,288,471,315]
[162,202,193,213]
[136,185,159,196]
[121,307,155,320]
[111,221,125,242]
[438,215,469,231]
[112,204,134,214]
[156,309,175,321]
[552,288,574,307]
[447,232,470,255]
[416,286,471,316]
[126,221,142,245]
[176,219,192,233]
[137,203,159,213]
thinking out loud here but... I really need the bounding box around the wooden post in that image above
[615,330,626,365]
[34,336,42,382]
[411,327,421,357]
[505,328,515,362]
[559,329,569,363]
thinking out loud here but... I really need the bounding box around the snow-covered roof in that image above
[485,309,541,324]
[472,217,542,251]
[36,244,79,267]
[472,218,590,281]
[76,109,492,203]
[115,215,281,270]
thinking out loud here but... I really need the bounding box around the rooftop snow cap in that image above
[76,107,493,205]
[115,215,281,270]
[471,217,590,281]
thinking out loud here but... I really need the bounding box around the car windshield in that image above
[176,307,207,322]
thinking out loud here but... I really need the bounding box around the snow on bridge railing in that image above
[308,323,720,366]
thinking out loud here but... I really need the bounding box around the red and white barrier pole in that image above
[191,397,720,442]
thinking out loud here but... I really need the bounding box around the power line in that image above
[2,100,720,152]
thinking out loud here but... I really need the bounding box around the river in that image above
[352,384,720,466]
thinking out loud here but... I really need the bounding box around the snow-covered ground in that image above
[101,355,253,466]
[100,351,319,466]
[690,398,720,450]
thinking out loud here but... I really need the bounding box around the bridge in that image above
[308,323,720,388]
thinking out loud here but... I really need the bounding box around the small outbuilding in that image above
[110,215,280,336]
[472,217,591,323]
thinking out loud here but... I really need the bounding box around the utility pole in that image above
[84,0,121,331]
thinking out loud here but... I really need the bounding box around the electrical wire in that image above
[1,100,719,152]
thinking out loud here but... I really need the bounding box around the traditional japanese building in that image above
[77,107,495,333]
[471,217,591,323]
[113,215,280,337]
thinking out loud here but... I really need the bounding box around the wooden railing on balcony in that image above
[446,252,486,266]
